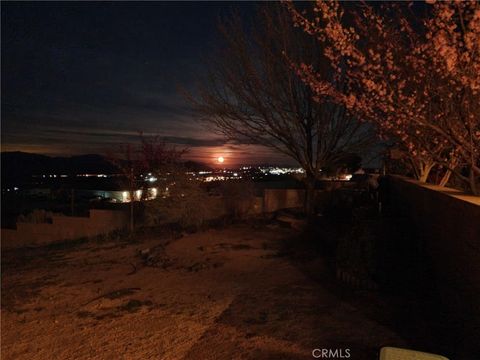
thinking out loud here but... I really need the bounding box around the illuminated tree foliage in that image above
[189,5,375,215]
[288,1,480,194]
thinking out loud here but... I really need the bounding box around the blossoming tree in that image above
[288,1,480,194]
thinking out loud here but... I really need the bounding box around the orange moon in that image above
[217,156,225,163]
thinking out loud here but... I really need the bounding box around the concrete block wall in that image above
[1,209,128,249]
[2,188,322,248]
[387,176,480,346]
[263,188,305,213]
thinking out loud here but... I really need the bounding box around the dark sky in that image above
[2,1,288,166]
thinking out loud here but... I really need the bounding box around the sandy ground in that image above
[2,224,410,360]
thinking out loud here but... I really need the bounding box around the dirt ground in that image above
[2,224,419,359]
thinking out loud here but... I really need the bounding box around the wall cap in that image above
[390,175,480,207]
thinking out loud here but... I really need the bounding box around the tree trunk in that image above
[438,169,452,187]
[70,188,75,216]
[129,191,135,233]
[469,170,478,196]
[418,163,434,183]
[304,175,316,218]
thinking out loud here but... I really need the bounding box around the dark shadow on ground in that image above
[275,198,471,359]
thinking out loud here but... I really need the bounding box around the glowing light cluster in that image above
[259,167,305,175]
[121,187,159,202]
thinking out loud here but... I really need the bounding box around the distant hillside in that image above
[1,152,212,186]
[1,152,119,186]
[183,160,213,172]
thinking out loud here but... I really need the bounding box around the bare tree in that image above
[108,135,187,232]
[188,4,375,215]
[107,144,144,233]
[138,133,187,180]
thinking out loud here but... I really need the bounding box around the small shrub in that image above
[17,209,62,224]
[144,178,222,230]
[336,223,377,280]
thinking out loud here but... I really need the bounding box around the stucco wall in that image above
[386,176,480,345]
[263,189,305,213]
[1,209,128,249]
[1,188,330,248]
[262,188,335,213]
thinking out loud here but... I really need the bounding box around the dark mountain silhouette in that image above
[1,152,213,187]
[183,160,213,172]
[1,152,119,186]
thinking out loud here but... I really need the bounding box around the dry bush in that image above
[17,209,62,224]
[144,177,223,230]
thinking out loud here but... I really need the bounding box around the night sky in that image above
[2,1,289,166]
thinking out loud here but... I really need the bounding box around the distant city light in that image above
[259,167,305,175]
[205,175,226,182]
[151,188,157,198]
[120,188,159,202]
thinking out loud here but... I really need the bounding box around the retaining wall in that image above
[386,176,480,347]
[2,187,331,248]
[1,209,128,249]
[263,188,305,213]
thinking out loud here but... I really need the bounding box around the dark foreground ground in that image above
[1,222,455,360]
